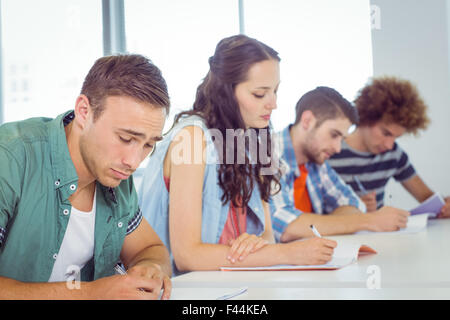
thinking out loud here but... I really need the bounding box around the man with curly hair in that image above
[329,76,450,217]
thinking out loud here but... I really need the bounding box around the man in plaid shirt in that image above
[269,87,410,242]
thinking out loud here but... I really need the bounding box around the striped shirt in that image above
[328,140,416,209]
[269,126,366,241]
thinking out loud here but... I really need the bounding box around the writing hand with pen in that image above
[353,176,377,212]
[291,225,338,265]
[98,262,172,300]
[360,192,377,212]
[353,176,409,231]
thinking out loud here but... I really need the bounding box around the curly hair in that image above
[174,34,281,209]
[355,76,430,134]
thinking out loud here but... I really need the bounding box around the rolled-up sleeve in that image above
[393,148,416,182]
[126,176,143,236]
[269,172,304,242]
[319,162,366,213]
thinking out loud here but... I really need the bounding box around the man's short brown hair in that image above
[294,86,359,126]
[81,54,170,120]
[355,76,429,134]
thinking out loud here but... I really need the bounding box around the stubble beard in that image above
[302,133,324,165]
[79,135,121,188]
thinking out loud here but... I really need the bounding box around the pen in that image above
[114,264,146,292]
[310,224,322,238]
[114,263,128,275]
[216,287,248,300]
[353,176,368,195]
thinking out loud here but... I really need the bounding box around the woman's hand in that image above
[227,233,269,263]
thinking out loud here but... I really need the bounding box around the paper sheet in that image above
[409,193,445,218]
[356,213,429,235]
[220,240,376,271]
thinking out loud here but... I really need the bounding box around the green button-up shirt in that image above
[0,111,142,282]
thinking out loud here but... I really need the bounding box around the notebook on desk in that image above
[409,193,445,218]
[356,213,429,235]
[220,241,376,271]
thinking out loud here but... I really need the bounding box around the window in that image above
[244,0,373,131]
[1,0,373,131]
[125,0,239,132]
[124,0,374,187]
[1,0,102,123]
[125,0,373,133]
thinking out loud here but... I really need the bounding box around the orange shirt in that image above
[293,164,312,212]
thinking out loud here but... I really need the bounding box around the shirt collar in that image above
[280,125,300,176]
[48,110,78,191]
[48,110,118,205]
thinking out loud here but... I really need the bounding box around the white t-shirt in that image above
[48,191,96,282]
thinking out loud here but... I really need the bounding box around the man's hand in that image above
[360,192,377,212]
[366,206,410,232]
[127,263,172,300]
[438,196,450,218]
[86,263,171,300]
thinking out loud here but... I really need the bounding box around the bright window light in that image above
[1,0,102,123]
[244,0,374,131]
[125,0,239,133]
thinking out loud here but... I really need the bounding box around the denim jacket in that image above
[137,115,266,274]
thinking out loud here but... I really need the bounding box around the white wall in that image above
[370,0,450,209]
[243,0,373,132]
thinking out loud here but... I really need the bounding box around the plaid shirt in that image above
[269,126,366,241]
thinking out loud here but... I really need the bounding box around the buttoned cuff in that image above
[272,210,300,242]
[0,226,6,247]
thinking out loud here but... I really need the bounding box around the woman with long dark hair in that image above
[138,35,336,275]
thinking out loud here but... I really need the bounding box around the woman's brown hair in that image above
[175,35,281,209]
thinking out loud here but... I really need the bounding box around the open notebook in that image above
[220,240,376,271]
[410,193,445,218]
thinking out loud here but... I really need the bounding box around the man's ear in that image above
[73,94,92,129]
[300,110,316,131]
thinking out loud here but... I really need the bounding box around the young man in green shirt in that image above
[0,54,172,299]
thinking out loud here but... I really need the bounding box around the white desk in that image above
[171,218,450,299]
